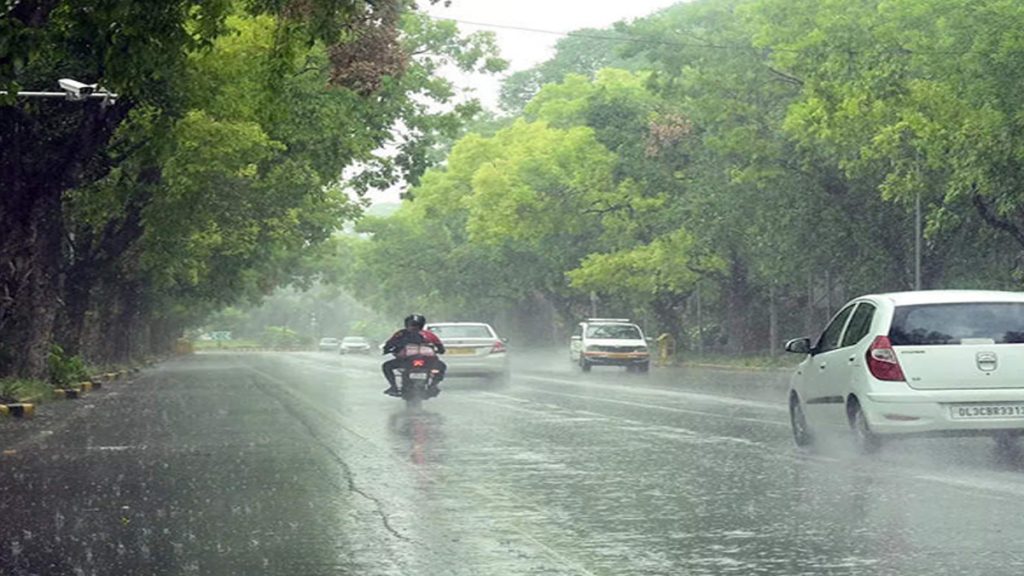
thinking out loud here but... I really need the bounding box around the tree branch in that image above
[766,66,804,87]
[972,191,1024,250]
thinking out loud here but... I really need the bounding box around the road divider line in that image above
[519,373,787,413]
[504,386,789,428]
[467,392,771,448]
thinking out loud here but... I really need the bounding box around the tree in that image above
[1,1,503,376]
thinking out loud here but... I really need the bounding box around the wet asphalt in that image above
[3,351,1024,575]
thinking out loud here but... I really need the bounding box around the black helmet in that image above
[404,313,426,329]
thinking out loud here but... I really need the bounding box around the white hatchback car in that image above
[426,322,510,382]
[786,290,1024,452]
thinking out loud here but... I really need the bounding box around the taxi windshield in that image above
[586,324,642,340]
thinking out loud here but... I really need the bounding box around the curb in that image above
[676,362,792,373]
[0,403,36,418]
[53,388,79,399]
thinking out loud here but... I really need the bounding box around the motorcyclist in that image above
[382,314,446,397]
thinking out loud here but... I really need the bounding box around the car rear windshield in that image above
[586,324,642,340]
[889,302,1024,345]
[342,337,367,344]
[429,325,494,338]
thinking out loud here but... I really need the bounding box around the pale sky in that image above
[424,0,682,109]
[368,0,683,203]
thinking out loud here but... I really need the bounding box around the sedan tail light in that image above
[866,335,905,381]
[490,340,506,354]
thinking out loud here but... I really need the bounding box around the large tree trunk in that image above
[0,185,64,378]
[0,100,129,377]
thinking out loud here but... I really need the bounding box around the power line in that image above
[424,14,983,57]
[425,15,774,53]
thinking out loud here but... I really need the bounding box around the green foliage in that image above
[260,326,307,349]
[327,0,1024,354]
[0,379,53,403]
[0,1,506,378]
[47,345,89,388]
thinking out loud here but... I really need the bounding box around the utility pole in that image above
[696,284,704,356]
[769,284,778,357]
[914,189,922,291]
[589,291,598,318]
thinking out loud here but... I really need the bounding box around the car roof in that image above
[864,290,1024,306]
[342,336,366,340]
[583,320,636,325]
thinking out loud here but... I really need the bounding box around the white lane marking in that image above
[495,386,789,428]
[461,394,767,448]
[518,373,787,413]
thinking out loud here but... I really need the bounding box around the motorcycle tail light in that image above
[412,359,426,367]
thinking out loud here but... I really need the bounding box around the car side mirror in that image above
[784,337,812,355]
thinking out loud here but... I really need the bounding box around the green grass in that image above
[0,378,54,404]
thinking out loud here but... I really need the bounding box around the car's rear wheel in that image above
[789,393,813,448]
[637,362,650,374]
[849,398,881,454]
[580,359,592,372]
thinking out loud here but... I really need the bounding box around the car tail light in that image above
[490,340,506,354]
[866,336,905,381]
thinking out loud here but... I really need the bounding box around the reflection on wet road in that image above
[3,351,1024,574]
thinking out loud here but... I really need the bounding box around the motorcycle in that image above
[391,343,442,408]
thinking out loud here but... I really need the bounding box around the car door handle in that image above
[848,356,856,363]
[818,364,827,370]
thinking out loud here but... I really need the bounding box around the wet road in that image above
[3,351,1024,575]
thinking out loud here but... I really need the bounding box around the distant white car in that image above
[339,336,371,355]
[426,322,509,382]
[317,337,340,352]
[786,290,1024,452]
[570,318,650,373]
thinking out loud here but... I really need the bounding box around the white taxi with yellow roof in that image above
[570,318,650,373]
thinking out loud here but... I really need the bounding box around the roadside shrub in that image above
[0,378,51,403]
[260,326,303,349]
[0,379,25,403]
[47,345,90,388]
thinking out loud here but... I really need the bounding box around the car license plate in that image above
[408,373,428,380]
[447,347,474,355]
[603,352,631,359]
[950,403,1024,419]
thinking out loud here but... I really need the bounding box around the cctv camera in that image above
[58,78,96,100]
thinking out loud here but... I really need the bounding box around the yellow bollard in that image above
[656,333,677,367]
